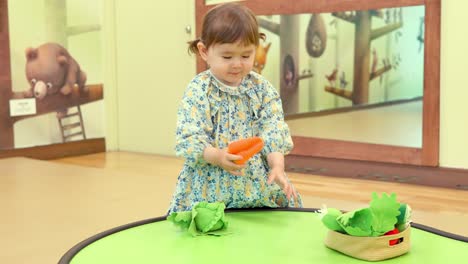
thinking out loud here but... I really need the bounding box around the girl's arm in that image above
[254,76,296,200]
[266,152,297,201]
[175,80,213,166]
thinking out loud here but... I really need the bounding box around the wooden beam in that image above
[11,84,103,123]
[370,65,392,81]
[325,86,352,100]
[297,73,314,81]
[421,0,441,166]
[371,22,402,41]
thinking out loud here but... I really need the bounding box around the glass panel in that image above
[2,0,104,150]
[256,6,425,147]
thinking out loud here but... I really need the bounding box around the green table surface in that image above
[61,209,468,264]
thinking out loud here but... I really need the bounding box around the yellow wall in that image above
[67,0,105,142]
[105,1,468,169]
[439,0,468,169]
[104,0,195,155]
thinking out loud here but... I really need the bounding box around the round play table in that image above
[59,208,468,264]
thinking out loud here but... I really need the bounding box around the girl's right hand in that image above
[203,147,245,175]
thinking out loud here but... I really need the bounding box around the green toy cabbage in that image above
[167,201,229,236]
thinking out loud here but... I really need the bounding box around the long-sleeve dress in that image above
[167,70,303,214]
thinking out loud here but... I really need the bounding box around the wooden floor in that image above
[1,151,467,264]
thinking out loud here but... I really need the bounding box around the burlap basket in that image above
[324,226,411,261]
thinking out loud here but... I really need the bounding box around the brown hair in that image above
[188,3,265,55]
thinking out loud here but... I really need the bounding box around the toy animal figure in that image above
[25,42,87,100]
[380,58,392,84]
[382,58,387,68]
[325,69,338,87]
[385,9,392,24]
[253,42,271,74]
[395,31,403,43]
[25,42,87,117]
[370,9,383,18]
[339,71,348,89]
[392,54,401,69]
[371,48,378,74]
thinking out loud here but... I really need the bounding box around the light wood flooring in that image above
[1,151,467,264]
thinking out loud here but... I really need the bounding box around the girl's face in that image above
[198,41,256,87]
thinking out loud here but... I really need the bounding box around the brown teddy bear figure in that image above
[25,42,87,117]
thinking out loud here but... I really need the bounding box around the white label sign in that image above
[9,98,37,117]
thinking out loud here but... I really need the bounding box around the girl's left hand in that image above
[267,166,297,202]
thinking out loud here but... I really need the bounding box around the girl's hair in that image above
[188,3,265,55]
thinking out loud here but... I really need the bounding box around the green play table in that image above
[59,208,468,264]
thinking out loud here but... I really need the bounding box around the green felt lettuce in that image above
[337,207,374,236]
[369,192,401,236]
[319,206,346,233]
[167,201,229,236]
[321,192,403,237]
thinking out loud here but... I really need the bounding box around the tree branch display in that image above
[327,9,402,105]
[258,16,315,114]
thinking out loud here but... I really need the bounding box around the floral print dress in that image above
[168,70,302,214]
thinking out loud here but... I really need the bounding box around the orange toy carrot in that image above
[228,137,264,165]
[228,137,263,154]
[235,140,264,164]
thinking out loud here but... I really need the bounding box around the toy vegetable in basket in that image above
[319,193,412,261]
[167,201,230,236]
